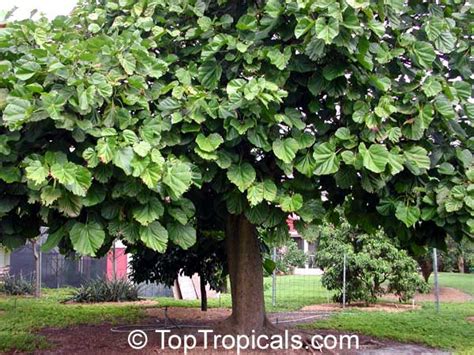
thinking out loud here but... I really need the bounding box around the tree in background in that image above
[128,232,227,311]
[317,219,428,305]
[0,0,472,333]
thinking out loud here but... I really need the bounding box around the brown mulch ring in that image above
[467,316,474,323]
[32,307,445,354]
[383,287,472,303]
[301,302,420,313]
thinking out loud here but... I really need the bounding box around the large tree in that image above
[0,0,472,333]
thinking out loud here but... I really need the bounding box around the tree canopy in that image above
[0,0,472,258]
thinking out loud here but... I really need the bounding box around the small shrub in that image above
[275,240,308,274]
[68,278,139,303]
[317,221,428,305]
[0,274,35,295]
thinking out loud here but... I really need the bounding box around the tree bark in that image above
[418,257,432,283]
[200,274,208,311]
[457,255,465,273]
[222,214,271,334]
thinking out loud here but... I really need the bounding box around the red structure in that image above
[106,247,128,280]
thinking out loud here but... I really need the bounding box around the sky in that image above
[0,0,78,20]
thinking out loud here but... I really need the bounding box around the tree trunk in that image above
[200,274,208,312]
[419,257,432,283]
[222,214,271,334]
[457,255,465,273]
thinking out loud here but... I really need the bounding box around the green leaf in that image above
[113,147,134,175]
[422,77,442,97]
[403,146,431,173]
[139,221,168,252]
[118,52,136,75]
[267,47,292,70]
[346,0,369,9]
[133,141,152,157]
[163,161,193,198]
[295,152,317,177]
[236,14,257,31]
[279,194,303,212]
[195,133,224,152]
[298,199,324,223]
[25,160,49,185]
[51,163,92,197]
[315,17,339,44]
[97,138,116,163]
[69,222,105,256]
[0,166,21,183]
[3,98,32,129]
[313,142,339,175]
[359,143,389,173]
[133,198,164,226]
[295,17,314,39]
[198,59,222,90]
[411,42,436,69]
[167,223,196,249]
[41,227,66,252]
[227,163,256,192]
[140,162,162,189]
[395,204,420,227]
[273,138,299,164]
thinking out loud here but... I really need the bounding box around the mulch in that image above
[24,306,444,355]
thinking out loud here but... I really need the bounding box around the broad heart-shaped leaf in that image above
[272,138,299,164]
[163,161,193,198]
[313,142,339,175]
[247,180,277,206]
[411,42,436,69]
[113,147,134,175]
[3,98,32,129]
[198,59,222,90]
[279,194,303,212]
[403,145,431,174]
[25,160,49,185]
[132,197,164,226]
[346,0,370,8]
[0,166,21,183]
[395,204,420,227]
[294,17,314,39]
[69,222,105,256]
[140,162,162,189]
[167,223,196,249]
[133,141,151,157]
[118,52,136,75]
[51,163,92,197]
[41,226,66,252]
[195,133,224,152]
[139,221,168,252]
[315,17,339,45]
[359,143,389,173]
[227,163,256,192]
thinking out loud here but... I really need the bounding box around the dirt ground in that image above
[383,287,472,303]
[302,302,420,313]
[31,306,446,355]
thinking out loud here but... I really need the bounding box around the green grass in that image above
[1,272,472,353]
[154,275,332,312]
[0,289,145,352]
[305,302,474,354]
[433,272,474,296]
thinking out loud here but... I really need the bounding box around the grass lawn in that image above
[0,272,472,353]
[155,275,332,312]
[305,302,474,354]
[433,272,474,296]
[0,288,145,352]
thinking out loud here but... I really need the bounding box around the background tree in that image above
[128,232,227,311]
[316,219,428,305]
[0,0,472,333]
